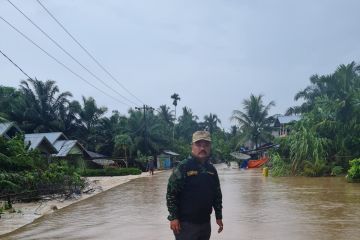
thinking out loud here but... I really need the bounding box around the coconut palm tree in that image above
[0,86,22,121]
[78,96,107,131]
[157,104,175,126]
[287,61,360,115]
[58,100,82,137]
[127,109,170,156]
[77,96,107,150]
[203,113,222,134]
[114,133,133,166]
[231,94,275,148]
[171,93,181,119]
[95,111,127,155]
[171,93,181,139]
[177,107,199,143]
[18,79,72,132]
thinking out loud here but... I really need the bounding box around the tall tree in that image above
[279,62,360,175]
[203,113,222,134]
[18,79,72,132]
[95,111,127,155]
[128,109,170,156]
[177,107,199,143]
[171,93,181,139]
[171,93,181,119]
[231,94,275,148]
[78,96,107,150]
[114,133,133,165]
[157,104,175,126]
[79,96,107,131]
[287,61,360,115]
[0,86,22,121]
[58,100,82,137]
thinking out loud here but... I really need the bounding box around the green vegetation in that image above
[274,62,360,177]
[0,162,84,195]
[231,94,275,148]
[0,79,233,164]
[346,158,360,182]
[330,166,343,176]
[81,168,142,177]
[269,152,291,177]
[0,137,84,201]
[1,61,360,182]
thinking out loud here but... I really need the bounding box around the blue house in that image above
[157,150,180,169]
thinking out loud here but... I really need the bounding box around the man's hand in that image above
[216,219,223,233]
[170,219,181,234]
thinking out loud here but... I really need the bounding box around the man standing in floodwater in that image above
[147,157,155,175]
[166,131,223,240]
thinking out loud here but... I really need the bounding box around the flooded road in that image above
[2,165,360,240]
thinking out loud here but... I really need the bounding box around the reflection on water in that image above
[2,165,360,240]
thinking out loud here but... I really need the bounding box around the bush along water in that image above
[269,152,291,177]
[346,158,360,183]
[0,161,85,200]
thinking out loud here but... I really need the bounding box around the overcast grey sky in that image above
[1,0,360,130]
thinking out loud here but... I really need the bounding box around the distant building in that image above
[157,150,180,169]
[1,124,105,168]
[25,132,68,145]
[272,115,301,137]
[53,140,89,158]
[24,132,90,168]
[0,122,21,139]
[24,134,58,161]
[85,150,115,168]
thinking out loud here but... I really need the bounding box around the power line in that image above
[36,0,145,106]
[0,15,130,107]
[6,0,139,107]
[0,49,33,80]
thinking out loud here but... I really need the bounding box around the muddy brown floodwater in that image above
[1,164,359,240]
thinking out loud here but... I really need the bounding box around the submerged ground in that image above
[1,164,359,240]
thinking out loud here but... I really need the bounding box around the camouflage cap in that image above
[192,131,211,143]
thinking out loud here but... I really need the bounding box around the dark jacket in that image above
[166,157,223,223]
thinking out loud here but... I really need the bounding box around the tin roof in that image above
[92,159,115,166]
[24,134,58,153]
[0,122,21,138]
[0,122,13,135]
[274,115,301,127]
[277,115,301,124]
[53,140,90,158]
[24,132,67,144]
[53,140,78,157]
[163,150,180,156]
[86,150,108,159]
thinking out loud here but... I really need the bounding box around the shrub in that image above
[331,166,344,176]
[81,168,142,177]
[303,159,327,177]
[346,158,360,182]
[0,136,45,171]
[269,153,291,177]
[0,161,85,199]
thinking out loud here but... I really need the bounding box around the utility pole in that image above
[135,105,154,154]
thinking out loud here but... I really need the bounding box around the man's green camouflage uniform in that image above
[166,157,222,224]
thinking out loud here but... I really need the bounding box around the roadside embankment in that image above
[0,171,161,236]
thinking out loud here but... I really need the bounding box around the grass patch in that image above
[81,168,142,177]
